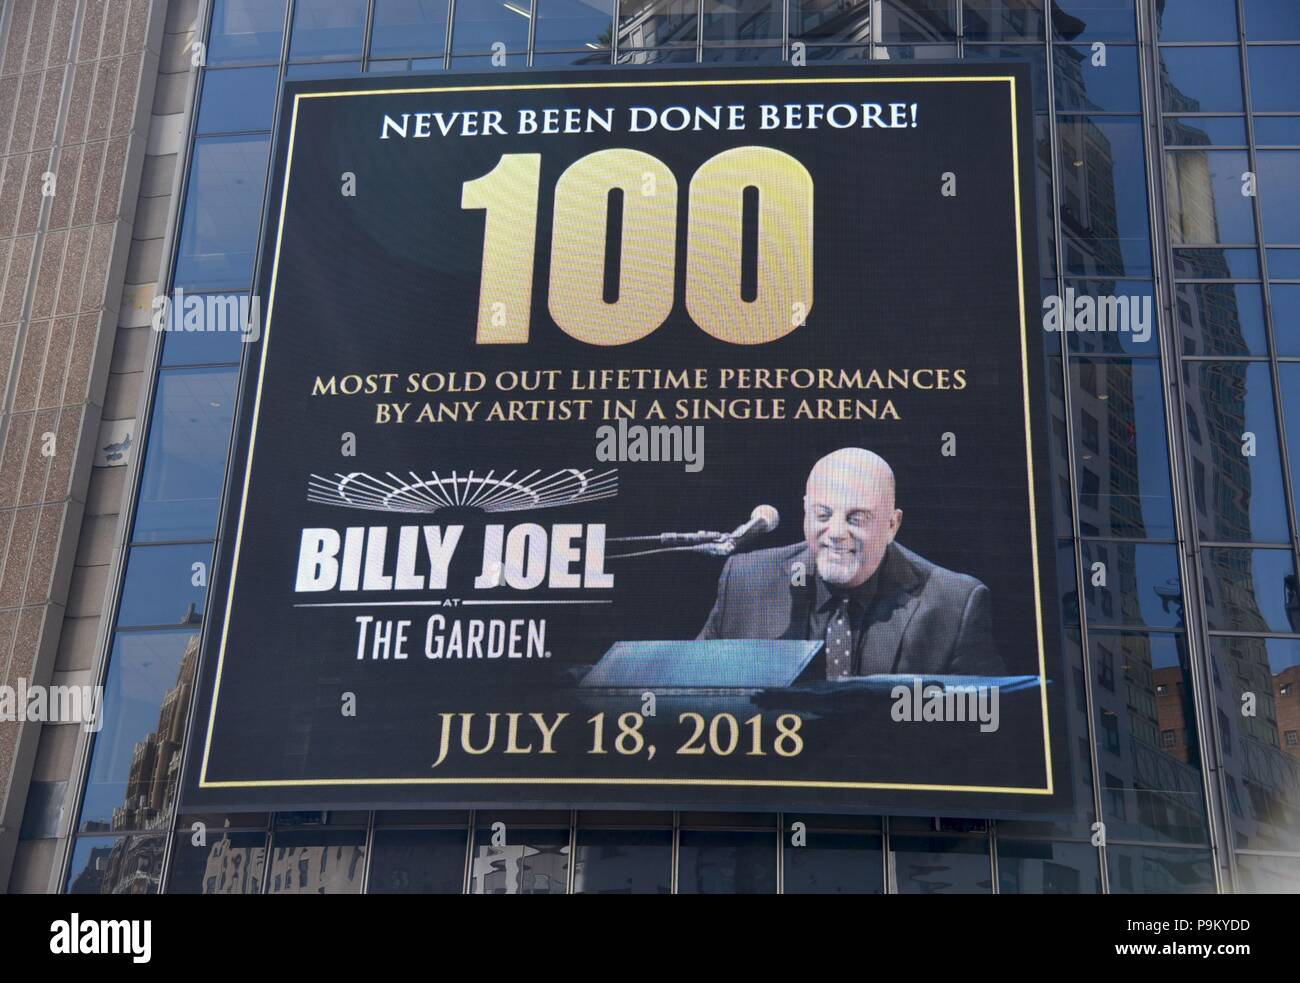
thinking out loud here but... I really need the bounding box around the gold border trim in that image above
[199,73,1052,797]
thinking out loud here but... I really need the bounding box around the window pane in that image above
[1106,845,1216,893]
[452,0,532,53]
[1061,279,1158,355]
[1058,116,1152,276]
[1247,46,1300,112]
[174,134,270,290]
[370,0,449,57]
[1055,44,1139,112]
[209,0,287,65]
[614,45,699,64]
[701,45,784,62]
[701,0,783,41]
[872,42,959,59]
[1172,247,1260,279]
[1157,0,1241,42]
[1051,0,1135,41]
[449,53,529,70]
[1235,854,1300,893]
[1272,284,1300,355]
[197,67,277,134]
[266,830,366,893]
[1081,542,1183,628]
[531,49,615,65]
[1185,362,1290,543]
[1256,151,1300,244]
[367,57,445,73]
[1253,116,1300,146]
[572,828,672,893]
[1202,546,1300,632]
[289,0,366,59]
[1274,362,1300,502]
[1210,636,1300,853]
[131,367,238,543]
[1175,282,1267,356]
[1244,0,1300,40]
[1268,247,1300,277]
[677,830,776,893]
[997,839,1100,892]
[961,45,1048,111]
[878,0,959,42]
[1159,46,1243,113]
[534,0,614,49]
[117,543,212,628]
[368,829,467,893]
[1090,631,1210,844]
[783,830,884,893]
[168,831,267,893]
[275,810,369,827]
[77,630,199,832]
[66,835,166,894]
[160,291,249,366]
[618,0,697,47]
[283,60,360,79]
[890,835,992,893]
[1162,116,1247,147]
[793,0,873,41]
[469,828,570,893]
[1164,149,1257,245]
[793,44,864,61]
[963,0,1044,41]
[1071,359,1176,539]
[374,809,470,825]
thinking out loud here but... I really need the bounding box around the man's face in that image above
[804,465,902,588]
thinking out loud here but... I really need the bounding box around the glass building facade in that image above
[8,0,1300,894]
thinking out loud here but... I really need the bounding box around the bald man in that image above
[697,447,1003,677]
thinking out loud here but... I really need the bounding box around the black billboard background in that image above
[183,63,1069,814]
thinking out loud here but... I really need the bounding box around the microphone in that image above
[606,529,726,545]
[605,506,778,558]
[726,505,780,549]
[657,530,728,546]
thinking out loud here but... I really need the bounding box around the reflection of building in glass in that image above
[67,845,113,895]
[1278,666,1300,759]
[618,0,698,47]
[200,835,265,895]
[472,842,569,894]
[791,0,955,49]
[1188,363,1261,549]
[96,836,166,895]
[1093,632,1206,845]
[112,635,199,833]
[1154,665,1189,763]
[265,842,365,894]
[84,635,199,893]
[1211,638,1300,853]
[1056,117,1124,278]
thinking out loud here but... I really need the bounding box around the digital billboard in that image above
[183,63,1067,815]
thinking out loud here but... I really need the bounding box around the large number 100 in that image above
[461,148,813,346]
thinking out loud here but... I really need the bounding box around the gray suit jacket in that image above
[697,541,1004,676]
